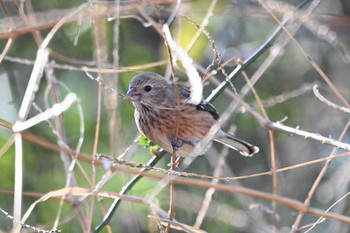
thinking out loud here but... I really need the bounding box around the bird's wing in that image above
[195,100,219,120]
[177,85,219,120]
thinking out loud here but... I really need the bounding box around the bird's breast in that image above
[135,104,216,140]
[134,104,218,157]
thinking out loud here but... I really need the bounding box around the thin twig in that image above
[260,82,319,108]
[160,2,182,231]
[4,55,169,73]
[304,191,350,232]
[194,145,229,228]
[92,166,350,224]
[12,93,78,132]
[313,85,350,113]
[4,119,350,185]
[0,207,60,233]
[229,92,350,151]
[184,0,217,53]
[241,70,278,230]
[261,0,349,109]
[92,155,163,233]
[291,120,350,232]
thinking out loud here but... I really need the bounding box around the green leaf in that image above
[139,135,162,155]
[139,135,152,146]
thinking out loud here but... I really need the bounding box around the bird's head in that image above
[126,72,175,108]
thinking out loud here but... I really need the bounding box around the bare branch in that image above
[313,85,350,113]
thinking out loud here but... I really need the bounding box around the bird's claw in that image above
[171,138,183,151]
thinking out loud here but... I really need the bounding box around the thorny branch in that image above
[1,0,350,232]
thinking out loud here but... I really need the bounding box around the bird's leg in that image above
[171,138,183,151]
[174,156,184,167]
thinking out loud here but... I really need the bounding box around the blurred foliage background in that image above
[0,0,350,232]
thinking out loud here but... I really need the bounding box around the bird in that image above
[125,72,259,157]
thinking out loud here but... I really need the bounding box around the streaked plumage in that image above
[126,72,259,157]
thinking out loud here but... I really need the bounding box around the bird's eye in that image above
[144,85,152,92]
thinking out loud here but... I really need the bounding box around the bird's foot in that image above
[171,138,183,151]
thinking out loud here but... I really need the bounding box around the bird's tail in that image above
[214,130,259,157]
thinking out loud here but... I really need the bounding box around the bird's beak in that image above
[126,87,141,101]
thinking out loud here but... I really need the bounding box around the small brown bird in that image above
[126,72,259,157]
